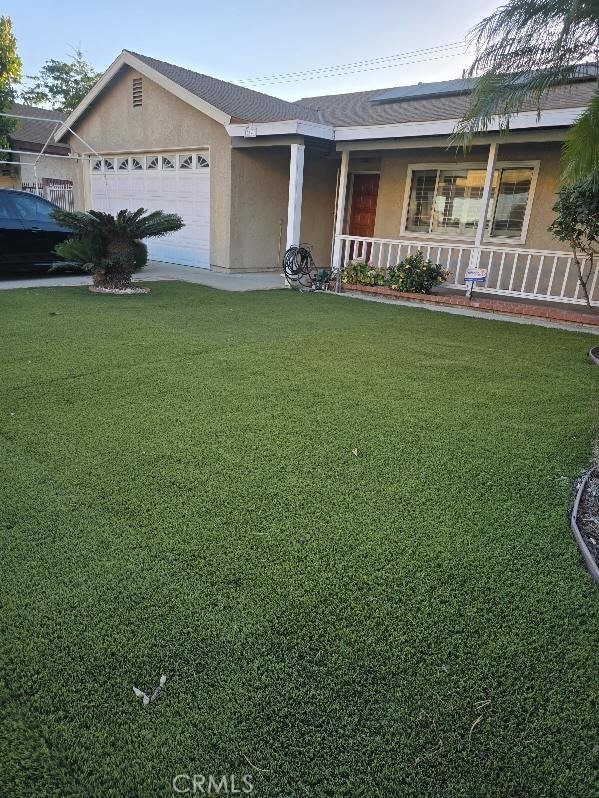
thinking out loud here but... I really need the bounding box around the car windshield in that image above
[11,193,56,222]
[0,192,19,219]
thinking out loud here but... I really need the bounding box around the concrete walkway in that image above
[0,260,285,292]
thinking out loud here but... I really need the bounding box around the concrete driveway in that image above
[0,261,286,292]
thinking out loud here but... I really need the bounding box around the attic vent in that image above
[132,77,143,107]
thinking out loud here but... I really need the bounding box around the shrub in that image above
[549,179,599,308]
[54,238,148,273]
[51,208,182,290]
[387,251,449,294]
[341,258,386,286]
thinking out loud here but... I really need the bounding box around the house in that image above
[55,51,597,305]
[2,103,75,209]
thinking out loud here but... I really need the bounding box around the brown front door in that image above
[348,173,379,237]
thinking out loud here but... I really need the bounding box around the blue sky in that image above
[8,0,501,100]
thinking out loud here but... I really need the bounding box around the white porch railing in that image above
[334,235,597,307]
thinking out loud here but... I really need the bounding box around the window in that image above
[196,155,209,168]
[490,168,534,237]
[179,155,193,169]
[132,77,143,107]
[118,157,129,170]
[404,164,536,241]
[12,193,55,223]
[147,156,159,170]
[131,157,143,170]
[92,158,102,172]
[0,192,18,220]
[103,158,115,171]
[162,156,175,169]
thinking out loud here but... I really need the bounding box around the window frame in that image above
[400,160,540,245]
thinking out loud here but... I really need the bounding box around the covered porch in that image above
[329,132,597,308]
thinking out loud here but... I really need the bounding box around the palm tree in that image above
[52,208,184,291]
[454,0,599,183]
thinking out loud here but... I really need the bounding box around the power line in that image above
[238,41,469,86]
[246,50,470,87]
[239,41,465,83]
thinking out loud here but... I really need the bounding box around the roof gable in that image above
[128,51,321,123]
[55,49,322,141]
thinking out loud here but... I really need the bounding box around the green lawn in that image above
[1,282,598,797]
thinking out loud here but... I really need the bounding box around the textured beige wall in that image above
[371,142,563,251]
[18,154,76,185]
[230,147,289,271]
[300,150,338,266]
[65,66,233,269]
[0,175,19,189]
[228,147,338,271]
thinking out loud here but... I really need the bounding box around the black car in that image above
[0,189,71,273]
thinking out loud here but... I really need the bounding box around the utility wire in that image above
[246,50,469,86]
[239,41,465,83]
[238,41,469,86]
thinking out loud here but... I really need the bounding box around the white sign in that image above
[244,124,257,138]
[464,266,488,284]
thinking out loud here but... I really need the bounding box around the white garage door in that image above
[90,152,210,268]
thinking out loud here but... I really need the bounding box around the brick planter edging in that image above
[341,283,599,327]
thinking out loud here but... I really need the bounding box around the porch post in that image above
[332,150,350,286]
[286,143,305,251]
[467,141,498,296]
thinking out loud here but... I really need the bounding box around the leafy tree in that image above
[548,179,599,307]
[21,48,100,113]
[52,208,184,291]
[0,16,22,150]
[454,0,599,183]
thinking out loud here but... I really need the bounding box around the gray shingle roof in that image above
[296,81,596,126]
[8,102,69,150]
[127,51,322,123]
[124,52,597,129]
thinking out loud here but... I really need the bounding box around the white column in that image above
[474,141,498,249]
[331,150,350,273]
[467,141,497,296]
[286,143,305,251]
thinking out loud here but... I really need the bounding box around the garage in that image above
[90,151,210,268]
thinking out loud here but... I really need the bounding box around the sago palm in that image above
[52,207,184,290]
[454,0,599,183]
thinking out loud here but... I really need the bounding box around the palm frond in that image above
[453,0,599,150]
[563,92,599,184]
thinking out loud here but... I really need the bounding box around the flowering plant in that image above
[387,251,450,294]
[341,258,386,286]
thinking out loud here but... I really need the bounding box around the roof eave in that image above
[226,119,334,140]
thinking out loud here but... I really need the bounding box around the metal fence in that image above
[21,181,75,212]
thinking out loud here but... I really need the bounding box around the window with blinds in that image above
[405,165,535,240]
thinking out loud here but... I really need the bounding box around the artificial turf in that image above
[0,281,598,797]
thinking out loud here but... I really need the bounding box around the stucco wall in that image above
[228,146,338,271]
[64,66,233,270]
[18,153,76,185]
[369,141,563,251]
[229,147,289,271]
[300,150,338,267]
